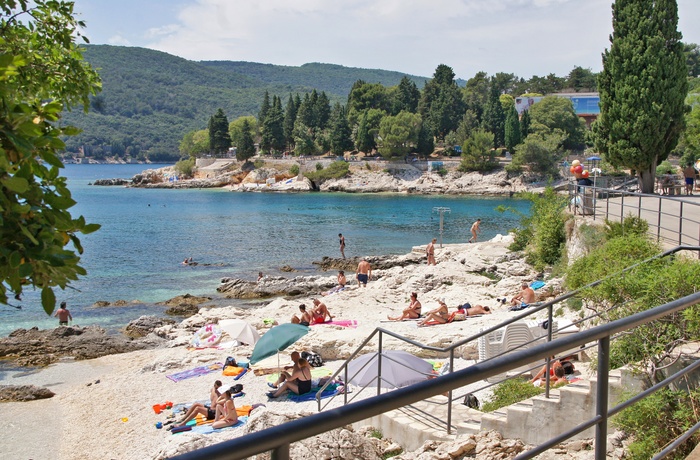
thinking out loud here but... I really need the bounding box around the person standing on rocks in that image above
[339,233,346,259]
[356,258,372,287]
[426,238,437,265]
[54,301,72,326]
[469,219,481,243]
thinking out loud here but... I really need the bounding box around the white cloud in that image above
[107,34,131,46]
[85,0,699,79]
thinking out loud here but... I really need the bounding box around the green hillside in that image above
[61,45,428,160]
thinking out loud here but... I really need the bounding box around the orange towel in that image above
[222,366,245,376]
[236,405,253,417]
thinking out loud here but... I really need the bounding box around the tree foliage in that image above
[482,78,505,148]
[594,0,688,193]
[208,108,231,155]
[377,111,421,159]
[458,129,498,172]
[504,104,521,152]
[0,0,101,313]
[508,132,565,179]
[528,96,585,151]
[235,119,256,162]
[419,64,465,141]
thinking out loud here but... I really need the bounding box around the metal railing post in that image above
[679,202,684,246]
[620,193,625,224]
[447,348,454,434]
[638,195,641,220]
[657,198,662,242]
[377,332,383,396]
[595,336,610,460]
[272,444,290,460]
[545,304,554,398]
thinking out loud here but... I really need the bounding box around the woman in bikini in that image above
[267,358,312,398]
[212,390,238,429]
[418,299,449,326]
[388,292,422,321]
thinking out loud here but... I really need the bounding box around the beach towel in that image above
[177,417,248,435]
[167,362,223,382]
[265,366,333,383]
[286,384,341,402]
[530,280,546,290]
[312,319,358,328]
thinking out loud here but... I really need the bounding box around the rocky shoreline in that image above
[91,159,549,196]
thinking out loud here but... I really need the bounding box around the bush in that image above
[304,161,349,182]
[173,157,195,177]
[315,162,324,171]
[290,164,300,175]
[655,160,676,176]
[604,215,649,240]
[253,159,264,169]
[481,378,544,412]
[614,388,700,460]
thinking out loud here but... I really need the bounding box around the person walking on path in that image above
[469,219,481,243]
[338,233,346,259]
[54,301,72,326]
[426,238,437,265]
[356,258,372,287]
[683,163,696,195]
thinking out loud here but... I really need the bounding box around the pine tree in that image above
[418,64,465,141]
[315,91,331,130]
[396,76,420,113]
[504,105,521,152]
[416,121,435,156]
[261,96,285,153]
[594,0,688,193]
[208,108,231,155]
[236,119,256,162]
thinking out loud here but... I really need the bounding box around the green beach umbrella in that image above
[249,323,310,366]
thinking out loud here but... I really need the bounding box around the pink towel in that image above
[313,319,358,328]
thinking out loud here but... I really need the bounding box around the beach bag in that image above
[562,361,575,375]
[301,351,324,367]
[224,356,237,368]
[230,383,243,394]
[453,313,466,321]
[463,393,479,409]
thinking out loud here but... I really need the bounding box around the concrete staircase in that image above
[354,368,645,450]
[479,368,643,445]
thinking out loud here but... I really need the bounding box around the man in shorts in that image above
[356,258,372,287]
[54,301,72,326]
[683,163,696,195]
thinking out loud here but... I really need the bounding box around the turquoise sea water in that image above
[0,164,530,337]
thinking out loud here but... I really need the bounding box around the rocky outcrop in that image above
[0,326,155,366]
[157,294,212,307]
[92,178,131,186]
[164,304,199,317]
[123,316,177,338]
[312,254,424,272]
[217,275,336,299]
[0,385,55,402]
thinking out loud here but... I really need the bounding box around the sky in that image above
[72,0,700,80]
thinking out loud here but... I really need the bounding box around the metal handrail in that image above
[173,290,700,460]
[317,245,700,425]
[569,184,700,249]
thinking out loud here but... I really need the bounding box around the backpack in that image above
[301,351,324,367]
[562,360,575,375]
[463,393,479,409]
[229,383,243,394]
[224,356,237,368]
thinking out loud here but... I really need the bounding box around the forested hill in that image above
[61,45,428,161]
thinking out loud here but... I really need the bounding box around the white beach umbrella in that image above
[219,319,261,346]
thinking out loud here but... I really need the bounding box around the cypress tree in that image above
[355,111,374,153]
[520,109,531,140]
[315,91,331,130]
[329,103,353,155]
[261,96,285,153]
[594,0,688,193]
[482,79,505,148]
[208,108,231,155]
[504,105,521,152]
[258,91,270,128]
[283,94,297,151]
[236,119,256,162]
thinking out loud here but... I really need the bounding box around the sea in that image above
[0,164,531,338]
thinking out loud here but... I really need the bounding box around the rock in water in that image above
[0,385,55,402]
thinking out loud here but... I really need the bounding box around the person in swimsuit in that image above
[388,292,422,321]
[212,390,238,428]
[510,282,536,307]
[418,299,449,326]
[322,270,347,296]
[311,298,333,323]
[469,219,481,243]
[356,258,372,287]
[267,358,312,398]
[426,238,437,265]
[54,301,72,326]
[291,304,312,326]
[174,380,222,428]
[339,233,346,259]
